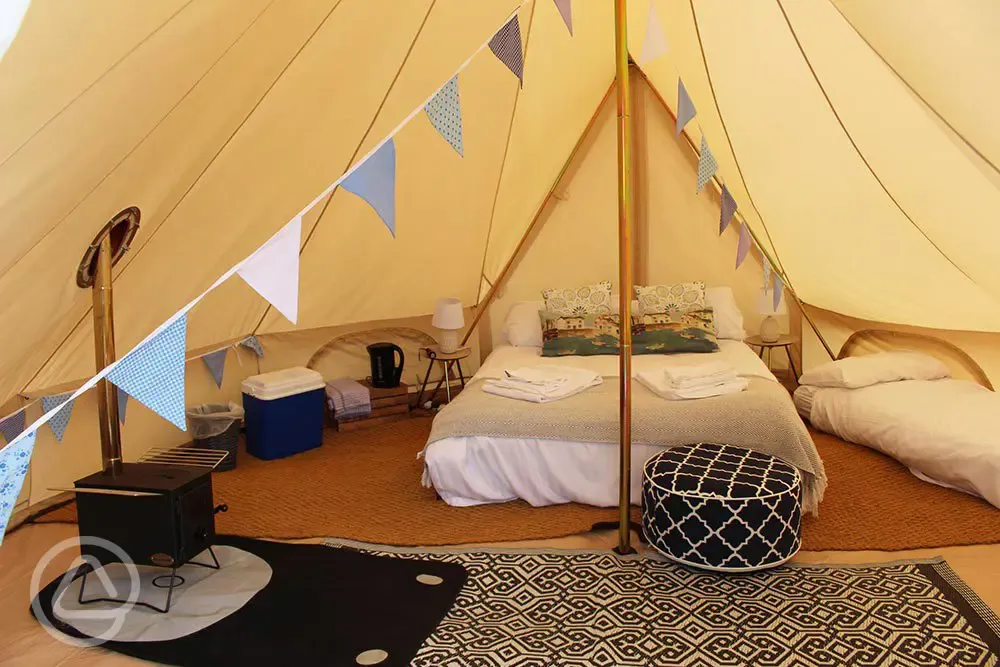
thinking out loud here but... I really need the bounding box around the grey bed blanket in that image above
[427,377,827,514]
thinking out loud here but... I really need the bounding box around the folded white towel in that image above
[662,361,738,388]
[484,365,602,403]
[637,370,747,400]
[666,371,739,391]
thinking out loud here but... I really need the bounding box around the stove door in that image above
[175,477,216,564]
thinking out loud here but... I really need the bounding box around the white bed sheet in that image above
[423,341,779,508]
[803,379,1000,508]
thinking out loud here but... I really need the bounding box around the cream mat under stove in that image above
[54,545,271,642]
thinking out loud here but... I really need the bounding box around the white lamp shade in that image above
[432,297,465,330]
[755,287,787,316]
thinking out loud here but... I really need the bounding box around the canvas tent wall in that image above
[1,0,998,516]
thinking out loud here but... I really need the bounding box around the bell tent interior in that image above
[1,0,999,664]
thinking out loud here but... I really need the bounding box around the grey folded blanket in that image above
[326,378,371,419]
[428,377,827,514]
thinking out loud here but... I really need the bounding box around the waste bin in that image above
[186,402,245,471]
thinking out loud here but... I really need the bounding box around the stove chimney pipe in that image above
[77,207,140,476]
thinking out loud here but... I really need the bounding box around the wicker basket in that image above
[195,419,241,471]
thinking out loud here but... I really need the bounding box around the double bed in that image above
[422,338,826,513]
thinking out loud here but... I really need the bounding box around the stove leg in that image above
[187,545,220,570]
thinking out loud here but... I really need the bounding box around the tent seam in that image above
[825,0,1000,180]
[0,0,279,284]
[251,0,440,335]
[685,0,789,280]
[474,0,538,305]
[774,0,980,289]
[23,0,346,395]
[0,0,195,169]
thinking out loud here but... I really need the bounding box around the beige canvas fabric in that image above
[1,0,998,509]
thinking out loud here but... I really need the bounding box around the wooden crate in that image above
[333,381,411,432]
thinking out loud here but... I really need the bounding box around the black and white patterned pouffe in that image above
[641,443,802,572]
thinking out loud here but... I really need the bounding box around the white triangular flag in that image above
[640,2,669,64]
[238,216,301,325]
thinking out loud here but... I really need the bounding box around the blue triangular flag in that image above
[489,16,524,87]
[0,410,25,445]
[341,139,397,236]
[677,80,696,136]
[425,76,463,156]
[41,393,75,443]
[696,135,718,192]
[117,388,128,425]
[773,274,785,311]
[108,315,188,431]
[736,223,752,269]
[720,184,737,235]
[202,348,228,389]
[553,0,572,35]
[240,335,264,358]
[763,257,773,292]
[0,430,36,545]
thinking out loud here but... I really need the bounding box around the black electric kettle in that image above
[367,342,404,388]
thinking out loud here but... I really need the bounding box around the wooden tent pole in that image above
[460,82,616,347]
[613,0,635,555]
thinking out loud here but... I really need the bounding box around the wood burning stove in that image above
[73,462,228,613]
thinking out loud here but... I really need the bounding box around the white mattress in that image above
[423,341,779,508]
[793,385,820,420]
[803,379,1000,508]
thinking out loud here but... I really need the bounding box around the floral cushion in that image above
[632,307,719,354]
[634,282,706,314]
[541,281,613,316]
[540,311,620,357]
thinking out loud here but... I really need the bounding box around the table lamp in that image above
[755,287,786,343]
[433,297,465,353]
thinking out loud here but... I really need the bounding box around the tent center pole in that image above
[92,233,124,476]
[614,0,635,556]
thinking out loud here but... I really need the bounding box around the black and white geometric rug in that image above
[327,541,1000,667]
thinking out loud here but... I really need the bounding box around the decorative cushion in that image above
[540,311,619,357]
[634,281,706,313]
[632,307,720,355]
[541,281,613,316]
[641,443,801,572]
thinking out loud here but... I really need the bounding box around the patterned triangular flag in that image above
[342,139,397,237]
[41,393,75,443]
[773,274,785,311]
[720,184,737,235]
[640,2,669,65]
[240,335,264,358]
[553,0,572,35]
[117,388,128,425]
[238,216,301,324]
[202,348,228,389]
[108,315,188,431]
[696,135,718,192]
[736,223,752,269]
[489,16,524,87]
[763,257,773,292]
[0,410,25,445]
[676,79,696,136]
[425,76,464,156]
[0,430,36,545]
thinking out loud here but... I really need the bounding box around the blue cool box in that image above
[241,367,325,460]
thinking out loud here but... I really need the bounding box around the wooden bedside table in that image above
[416,345,471,408]
[745,334,799,383]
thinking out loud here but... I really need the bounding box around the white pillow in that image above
[705,286,745,340]
[502,301,545,347]
[798,351,951,389]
